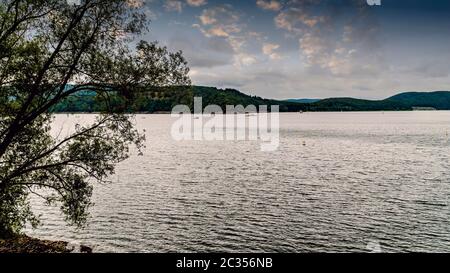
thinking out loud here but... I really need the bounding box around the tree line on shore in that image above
[50,86,450,113]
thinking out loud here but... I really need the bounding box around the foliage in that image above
[386,91,450,110]
[50,87,450,113]
[51,86,303,113]
[0,0,190,238]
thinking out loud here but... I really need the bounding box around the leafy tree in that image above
[0,0,190,238]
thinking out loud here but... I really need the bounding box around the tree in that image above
[0,0,190,238]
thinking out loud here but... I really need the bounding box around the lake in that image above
[27,112,450,253]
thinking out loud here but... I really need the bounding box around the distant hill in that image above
[306,91,450,111]
[52,86,306,113]
[191,86,305,112]
[306,97,408,111]
[51,86,450,113]
[385,91,450,110]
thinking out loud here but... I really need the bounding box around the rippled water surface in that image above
[27,112,450,252]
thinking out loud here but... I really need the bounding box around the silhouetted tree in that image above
[0,0,190,238]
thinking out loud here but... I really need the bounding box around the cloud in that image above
[256,0,282,11]
[194,5,256,67]
[195,6,242,39]
[207,26,230,37]
[168,35,234,68]
[126,0,144,8]
[199,14,216,25]
[406,59,450,78]
[235,53,257,67]
[273,0,384,76]
[187,0,207,7]
[198,5,240,27]
[262,43,281,60]
[164,0,183,13]
[275,8,325,32]
[194,23,241,38]
[147,0,450,100]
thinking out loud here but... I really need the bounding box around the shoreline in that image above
[51,109,445,115]
[0,235,92,254]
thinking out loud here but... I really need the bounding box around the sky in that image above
[131,0,450,99]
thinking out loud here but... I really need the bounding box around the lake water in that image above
[27,112,450,253]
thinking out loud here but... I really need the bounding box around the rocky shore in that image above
[0,235,92,253]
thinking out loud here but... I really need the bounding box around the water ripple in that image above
[26,112,450,253]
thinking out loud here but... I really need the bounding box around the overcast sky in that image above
[132,0,450,99]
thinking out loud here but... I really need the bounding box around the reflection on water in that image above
[27,112,450,253]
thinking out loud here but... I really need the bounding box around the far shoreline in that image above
[51,110,447,115]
